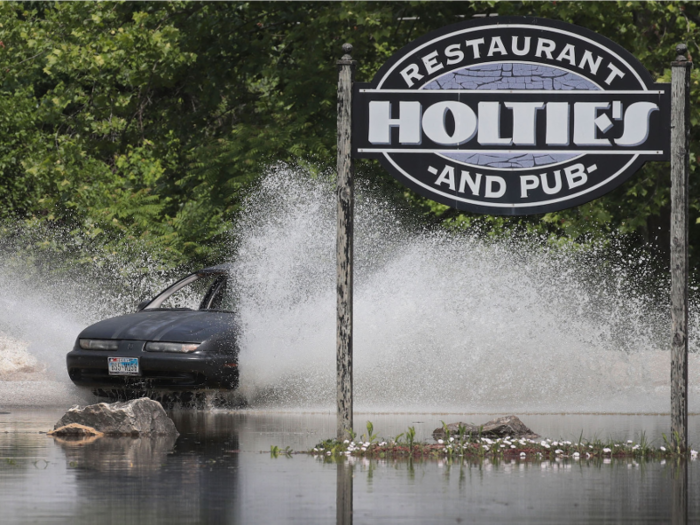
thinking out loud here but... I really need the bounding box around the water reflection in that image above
[56,434,178,473]
[50,412,241,524]
[337,459,353,525]
[673,460,688,525]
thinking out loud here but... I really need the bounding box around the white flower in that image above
[627,440,633,444]
[543,444,551,449]
[364,442,370,447]
[660,446,666,452]
[520,452,526,458]
[483,445,489,450]
[603,448,611,453]
[573,452,580,458]
[632,445,640,450]
[343,440,349,444]
[326,451,331,456]
[555,449,563,454]
[361,447,367,452]
[313,448,318,452]
[691,450,698,456]
[345,451,351,456]
[438,439,444,444]
[511,445,516,449]
[552,441,559,446]
[449,437,455,443]
[540,441,548,447]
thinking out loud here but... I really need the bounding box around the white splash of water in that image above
[0,165,697,413]
[0,226,174,406]
[0,269,95,406]
[233,165,700,413]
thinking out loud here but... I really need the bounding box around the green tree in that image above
[0,2,698,270]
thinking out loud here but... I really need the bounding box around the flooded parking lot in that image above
[1,408,700,524]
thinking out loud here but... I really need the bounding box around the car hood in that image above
[78,310,236,344]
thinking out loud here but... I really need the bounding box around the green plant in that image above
[270,445,292,458]
[407,426,416,450]
[363,421,378,444]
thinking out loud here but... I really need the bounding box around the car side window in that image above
[199,276,235,311]
[157,275,219,310]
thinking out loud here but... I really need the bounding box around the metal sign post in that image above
[336,43,355,441]
[670,43,691,453]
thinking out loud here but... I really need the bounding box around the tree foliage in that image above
[0,1,698,268]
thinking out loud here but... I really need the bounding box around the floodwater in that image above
[1,408,700,524]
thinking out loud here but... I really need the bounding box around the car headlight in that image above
[79,339,119,350]
[145,342,200,353]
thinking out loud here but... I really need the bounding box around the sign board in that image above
[353,17,671,215]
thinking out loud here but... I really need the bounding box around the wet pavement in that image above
[1,409,700,524]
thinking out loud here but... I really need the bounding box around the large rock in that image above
[433,415,538,441]
[53,398,179,436]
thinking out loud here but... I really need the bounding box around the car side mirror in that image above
[136,299,151,312]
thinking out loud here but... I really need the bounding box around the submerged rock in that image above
[48,423,104,437]
[53,398,179,436]
[432,415,538,441]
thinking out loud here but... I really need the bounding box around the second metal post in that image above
[670,43,691,452]
[337,43,356,441]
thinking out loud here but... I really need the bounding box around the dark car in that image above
[67,264,239,399]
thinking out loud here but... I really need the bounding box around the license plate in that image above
[108,357,140,376]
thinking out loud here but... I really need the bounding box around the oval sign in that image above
[353,17,670,215]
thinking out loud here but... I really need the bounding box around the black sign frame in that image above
[352,16,671,215]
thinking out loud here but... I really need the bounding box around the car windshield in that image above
[144,272,234,312]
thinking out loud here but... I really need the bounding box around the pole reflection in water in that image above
[672,459,688,525]
[337,458,353,525]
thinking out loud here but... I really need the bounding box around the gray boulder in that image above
[433,415,538,441]
[54,398,179,436]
